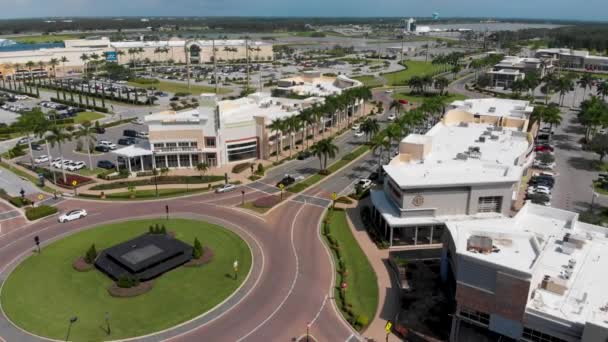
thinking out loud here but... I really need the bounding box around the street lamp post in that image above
[65,316,78,342]
[241,190,245,206]
[233,259,239,280]
[165,204,169,220]
[306,323,311,342]
[34,235,40,254]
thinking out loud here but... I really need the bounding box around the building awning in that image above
[111,145,153,158]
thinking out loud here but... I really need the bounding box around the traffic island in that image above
[1,218,252,341]
[239,193,292,214]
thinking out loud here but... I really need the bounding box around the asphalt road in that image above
[0,186,358,342]
[0,167,38,196]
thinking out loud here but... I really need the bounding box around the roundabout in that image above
[0,218,252,341]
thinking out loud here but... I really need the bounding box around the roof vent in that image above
[467,235,493,254]
[458,122,469,127]
[456,153,468,161]
[478,136,486,143]
[490,134,499,140]
[541,275,568,295]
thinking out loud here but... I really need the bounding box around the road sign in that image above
[233,260,239,271]
[279,184,285,190]
[385,321,392,333]
[37,194,44,200]
[331,192,337,200]
[71,180,78,186]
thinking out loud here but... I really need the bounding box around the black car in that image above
[95,145,111,153]
[30,143,43,151]
[123,129,138,137]
[296,151,311,160]
[369,172,379,181]
[276,175,296,188]
[97,160,115,169]
[117,138,136,145]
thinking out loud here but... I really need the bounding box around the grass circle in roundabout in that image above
[1,218,252,341]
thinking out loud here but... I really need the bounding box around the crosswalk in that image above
[291,194,332,208]
[247,181,280,194]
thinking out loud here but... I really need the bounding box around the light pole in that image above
[233,259,239,280]
[34,235,40,254]
[65,316,78,342]
[241,190,245,206]
[306,322,311,342]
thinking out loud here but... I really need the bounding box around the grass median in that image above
[128,80,231,95]
[323,209,378,331]
[80,188,210,200]
[288,145,370,193]
[382,60,448,86]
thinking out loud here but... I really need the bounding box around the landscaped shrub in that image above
[174,92,192,97]
[117,274,140,288]
[25,205,58,220]
[256,163,265,175]
[193,237,203,259]
[84,244,97,264]
[9,196,31,208]
[231,162,253,174]
[50,97,109,113]
[90,175,224,190]
[253,195,281,208]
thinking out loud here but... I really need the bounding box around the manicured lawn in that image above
[353,75,385,88]
[75,167,105,176]
[74,111,105,124]
[324,209,378,329]
[7,34,80,43]
[1,218,252,341]
[392,92,467,104]
[128,80,231,95]
[382,60,449,86]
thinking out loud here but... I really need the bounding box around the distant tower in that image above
[406,18,415,32]
[432,12,440,20]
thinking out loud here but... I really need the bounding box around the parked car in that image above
[296,151,311,160]
[132,118,144,125]
[97,160,116,169]
[34,155,50,164]
[357,178,372,190]
[95,145,111,153]
[354,130,365,138]
[123,129,138,137]
[277,175,296,188]
[99,140,117,150]
[534,145,554,153]
[52,159,72,169]
[387,114,396,121]
[136,131,149,139]
[17,137,29,145]
[58,209,88,223]
[384,89,394,94]
[215,184,236,193]
[352,123,361,131]
[66,161,86,171]
[117,138,136,146]
[533,161,556,170]
[527,187,552,197]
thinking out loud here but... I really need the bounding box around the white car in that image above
[14,95,29,100]
[534,161,556,170]
[34,155,50,164]
[527,187,552,197]
[387,114,396,121]
[66,161,86,171]
[132,118,144,125]
[137,131,149,139]
[351,123,361,131]
[354,130,365,138]
[529,185,552,193]
[52,159,72,169]
[357,178,373,189]
[215,184,236,193]
[384,89,394,94]
[99,140,117,150]
[58,209,87,223]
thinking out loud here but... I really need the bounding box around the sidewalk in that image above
[340,198,403,342]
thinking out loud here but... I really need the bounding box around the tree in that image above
[310,137,339,171]
[285,115,302,157]
[543,104,563,130]
[80,54,89,77]
[434,76,449,95]
[60,56,68,77]
[589,134,608,162]
[555,76,574,106]
[193,238,203,259]
[360,118,380,142]
[597,81,608,100]
[389,100,403,118]
[16,108,48,167]
[196,162,209,179]
[77,121,97,171]
[370,132,390,171]
[48,58,59,78]
[577,73,594,102]
[269,118,284,161]
[579,96,608,142]
[84,244,97,264]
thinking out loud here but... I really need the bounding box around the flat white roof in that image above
[145,109,203,124]
[112,145,152,158]
[447,203,608,328]
[384,121,530,188]
[449,98,533,119]
[277,74,362,97]
[218,92,322,125]
[111,39,270,49]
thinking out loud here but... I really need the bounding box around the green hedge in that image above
[50,98,109,113]
[128,78,159,85]
[89,175,225,190]
[231,162,253,174]
[9,197,32,208]
[25,205,58,221]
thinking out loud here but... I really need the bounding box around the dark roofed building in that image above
[95,233,193,281]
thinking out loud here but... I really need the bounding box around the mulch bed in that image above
[184,247,214,267]
[108,281,154,298]
[72,256,94,272]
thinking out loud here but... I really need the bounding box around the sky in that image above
[2,0,607,21]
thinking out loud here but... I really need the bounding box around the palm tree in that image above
[80,54,89,77]
[385,123,402,157]
[597,81,608,100]
[269,118,284,161]
[36,60,45,83]
[127,48,136,67]
[311,137,339,171]
[298,108,315,149]
[285,115,302,157]
[434,76,449,95]
[370,132,390,171]
[49,58,59,78]
[579,96,608,141]
[360,118,380,142]
[531,104,547,128]
[389,99,404,118]
[16,108,48,167]
[577,74,594,102]
[25,60,35,83]
[77,121,97,171]
[196,162,209,179]
[89,53,100,74]
[47,124,73,184]
[555,76,574,106]
[60,56,68,76]
[543,104,562,131]
[451,64,462,80]
[116,50,126,64]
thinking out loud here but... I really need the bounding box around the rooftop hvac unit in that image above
[478,136,486,143]
[482,131,491,136]
[458,122,469,127]
[456,153,468,161]
[494,126,503,132]
[486,127,494,131]
[490,134,499,140]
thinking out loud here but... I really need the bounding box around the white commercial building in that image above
[370,99,534,248]
[275,71,363,97]
[488,56,550,88]
[535,48,608,72]
[444,203,608,342]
